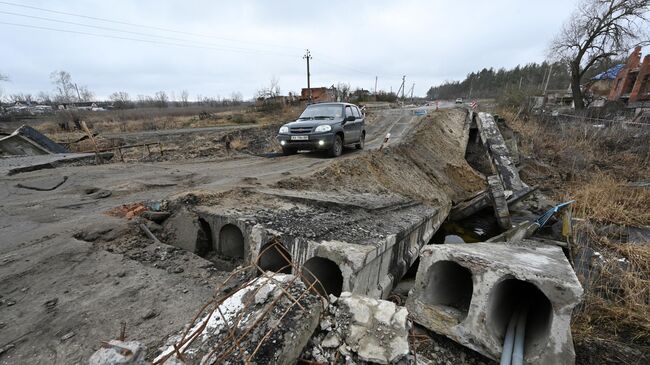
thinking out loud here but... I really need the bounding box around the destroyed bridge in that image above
[0,107,582,365]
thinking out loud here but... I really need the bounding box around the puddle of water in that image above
[431,210,501,244]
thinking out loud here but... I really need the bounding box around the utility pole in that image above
[303,49,312,102]
[396,75,406,101]
[374,76,378,94]
[543,63,553,95]
[409,83,415,101]
[74,83,81,101]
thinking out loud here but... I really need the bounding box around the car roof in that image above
[307,102,356,107]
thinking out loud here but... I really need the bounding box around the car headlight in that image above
[279,126,289,134]
[315,125,332,132]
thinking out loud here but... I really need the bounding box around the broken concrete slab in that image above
[476,113,525,193]
[177,188,446,299]
[0,152,113,175]
[0,125,69,156]
[406,240,583,365]
[449,185,536,222]
[337,293,410,364]
[487,175,512,230]
[302,292,410,364]
[154,273,322,365]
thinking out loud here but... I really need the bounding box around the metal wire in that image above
[152,241,330,365]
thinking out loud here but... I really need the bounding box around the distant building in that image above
[301,87,336,102]
[608,46,650,104]
[587,64,624,97]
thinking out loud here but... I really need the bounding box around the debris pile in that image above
[153,273,322,365]
[303,293,410,364]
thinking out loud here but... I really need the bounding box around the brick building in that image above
[300,87,336,102]
[608,46,650,104]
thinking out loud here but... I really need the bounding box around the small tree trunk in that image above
[571,63,585,110]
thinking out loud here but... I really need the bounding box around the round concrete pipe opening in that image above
[218,224,245,259]
[488,278,553,359]
[257,241,292,274]
[301,257,343,297]
[423,260,473,320]
[195,218,214,258]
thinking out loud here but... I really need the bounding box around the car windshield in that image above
[298,105,343,119]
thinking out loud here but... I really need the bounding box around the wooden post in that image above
[80,121,102,164]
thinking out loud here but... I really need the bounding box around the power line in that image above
[0,21,298,57]
[0,9,296,57]
[0,2,399,87]
[0,0,302,51]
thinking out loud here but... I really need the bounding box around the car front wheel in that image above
[329,135,343,157]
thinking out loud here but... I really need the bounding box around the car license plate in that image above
[291,135,308,141]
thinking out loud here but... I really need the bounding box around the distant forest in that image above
[426,59,623,100]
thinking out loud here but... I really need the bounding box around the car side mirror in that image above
[346,115,355,122]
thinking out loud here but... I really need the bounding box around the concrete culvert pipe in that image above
[257,241,292,274]
[301,257,343,297]
[423,260,473,320]
[488,278,553,360]
[218,224,245,259]
[195,218,214,258]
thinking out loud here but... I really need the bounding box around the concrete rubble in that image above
[302,292,410,364]
[0,125,69,156]
[152,273,322,365]
[406,240,583,365]
[88,340,148,365]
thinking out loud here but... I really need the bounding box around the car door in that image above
[353,106,364,141]
[344,105,357,143]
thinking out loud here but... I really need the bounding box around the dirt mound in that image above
[276,109,484,206]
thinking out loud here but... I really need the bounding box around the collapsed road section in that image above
[161,108,484,300]
[1,107,585,365]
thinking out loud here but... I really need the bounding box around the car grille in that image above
[290,127,313,133]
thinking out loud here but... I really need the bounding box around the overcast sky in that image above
[1,0,583,100]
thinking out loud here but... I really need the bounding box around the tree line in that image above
[0,70,245,109]
[426,59,620,100]
[428,0,649,109]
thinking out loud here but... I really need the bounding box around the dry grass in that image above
[229,138,247,151]
[572,226,650,343]
[36,104,302,136]
[568,174,650,227]
[500,108,650,350]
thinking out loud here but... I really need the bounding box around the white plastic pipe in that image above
[500,307,520,365]
[512,306,529,365]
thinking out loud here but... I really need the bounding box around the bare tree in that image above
[78,85,94,102]
[37,91,52,104]
[9,93,34,104]
[50,70,76,103]
[335,82,351,101]
[154,91,169,108]
[50,70,95,103]
[109,91,132,109]
[230,91,243,104]
[180,90,189,107]
[549,0,650,109]
[0,72,8,102]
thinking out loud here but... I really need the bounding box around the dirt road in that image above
[0,107,432,364]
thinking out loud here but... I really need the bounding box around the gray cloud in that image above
[1,0,582,100]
